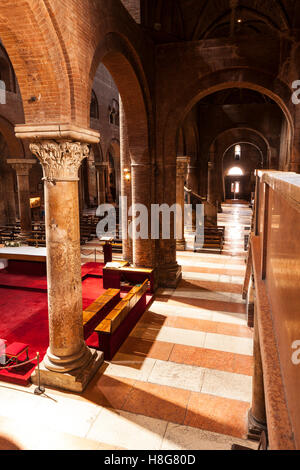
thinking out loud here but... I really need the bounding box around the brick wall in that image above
[120,0,141,23]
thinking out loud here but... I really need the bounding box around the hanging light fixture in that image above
[123,168,131,182]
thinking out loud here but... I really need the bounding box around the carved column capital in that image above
[29,140,90,182]
[7,158,37,176]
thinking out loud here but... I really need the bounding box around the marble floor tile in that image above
[104,353,156,382]
[148,359,205,392]
[161,423,258,451]
[131,325,207,349]
[86,408,168,450]
[122,381,191,424]
[201,368,252,402]
[204,332,253,356]
[184,392,250,439]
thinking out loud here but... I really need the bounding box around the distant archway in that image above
[164,68,293,169]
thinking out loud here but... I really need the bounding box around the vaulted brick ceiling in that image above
[141,0,298,42]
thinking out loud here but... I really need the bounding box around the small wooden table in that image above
[103,263,155,293]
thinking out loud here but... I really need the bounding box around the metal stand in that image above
[34,352,45,395]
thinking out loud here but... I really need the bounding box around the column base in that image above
[247,408,267,441]
[31,348,104,393]
[288,163,300,173]
[157,262,182,288]
[176,239,186,251]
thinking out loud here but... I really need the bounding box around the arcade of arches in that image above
[0,0,300,451]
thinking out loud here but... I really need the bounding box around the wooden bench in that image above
[0,341,29,367]
[83,288,121,340]
[94,280,148,359]
[26,238,46,247]
[194,224,225,253]
[103,264,154,293]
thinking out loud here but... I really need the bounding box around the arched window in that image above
[90,90,99,119]
[235,144,241,160]
[0,58,11,93]
[228,166,243,176]
[109,99,119,126]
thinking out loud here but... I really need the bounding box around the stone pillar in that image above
[248,304,267,440]
[131,160,155,268]
[95,162,107,206]
[290,105,300,173]
[29,140,103,392]
[246,273,255,328]
[207,161,215,204]
[176,156,189,250]
[7,159,36,237]
[187,163,199,194]
[205,160,218,225]
[156,160,182,288]
[4,170,17,224]
[78,166,84,215]
[120,100,133,263]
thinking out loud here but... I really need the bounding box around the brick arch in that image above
[163,67,293,166]
[209,128,270,203]
[210,127,270,168]
[223,142,265,172]
[92,142,104,164]
[0,116,24,157]
[89,32,151,164]
[0,1,74,125]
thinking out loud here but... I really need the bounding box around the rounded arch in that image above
[92,142,105,164]
[163,67,294,166]
[0,42,16,93]
[0,115,24,157]
[0,5,73,125]
[89,32,152,164]
[223,141,265,168]
[210,127,271,168]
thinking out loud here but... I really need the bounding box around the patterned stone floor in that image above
[0,202,257,450]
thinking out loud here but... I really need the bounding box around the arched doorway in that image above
[223,142,264,201]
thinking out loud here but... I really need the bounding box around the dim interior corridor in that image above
[0,203,257,450]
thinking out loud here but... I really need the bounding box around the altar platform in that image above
[0,246,46,263]
[0,246,47,275]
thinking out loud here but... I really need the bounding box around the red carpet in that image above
[0,261,152,386]
[0,262,105,385]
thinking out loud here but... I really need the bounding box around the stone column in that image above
[207,161,215,204]
[4,170,17,225]
[7,159,36,238]
[156,160,182,288]
[95,162,107,206]
[29,140,103,392]
[120,100,133,263]
[248,304,267,440]
[176,156,189,250]
[289,105,300,173]
[131,160,155,268]
[205,160,218,225]
[187,163,199,194]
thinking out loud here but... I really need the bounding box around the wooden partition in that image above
[245,170,300,450]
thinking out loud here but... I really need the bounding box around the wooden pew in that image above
[194,224,225,253]
[103,264,155,293]
[94,280,148,360]
[26,238,46,247]
[83,288,120,340]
